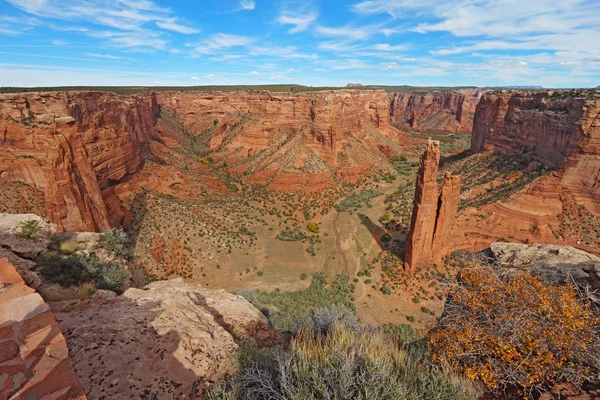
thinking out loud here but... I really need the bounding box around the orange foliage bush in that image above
[429,264,599,396]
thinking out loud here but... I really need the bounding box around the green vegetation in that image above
[59,240,81,255]
[96,228,133,260]
[17,219,41,239]
[307,222,319,233]
[207,325,478,400]
[337,189,381,211]
[381,324,424,344]
[37,252,131,293]
[237,272,354,333]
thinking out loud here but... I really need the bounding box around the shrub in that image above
[381,323,423,344]
[18,219,40,239]
[96,228,132,260]
[429,264,600,396]
[38,252,131,293]
[307,222,319,233]
[381,232,392,242]
[300,273,307,280]
[59,240,81,255]
[206,326,478,399]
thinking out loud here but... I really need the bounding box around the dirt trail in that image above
[332,212,348,274]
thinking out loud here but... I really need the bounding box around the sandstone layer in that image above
[0,258,86,399]
[405,140,461,270]
[0,91,158,232]
[389,89,482,134]
[52,278,276,398]
[458,90,600,255]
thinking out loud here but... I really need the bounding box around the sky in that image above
[0,0,599,88]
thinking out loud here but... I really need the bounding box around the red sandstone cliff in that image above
[0,92,158,231]
[459,90,600,255]
[389,89,482,134]
[405,140,461,270]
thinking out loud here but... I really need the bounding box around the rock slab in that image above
[52,278,274,399]
[0,257,86,399]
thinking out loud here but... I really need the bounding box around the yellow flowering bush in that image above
[429,264,599,396]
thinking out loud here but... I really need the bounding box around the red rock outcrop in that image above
[0,258,86,399]
[389,89,483,134]
[0,92,158,231]
[405,140,461,270]
[458,90,600,255]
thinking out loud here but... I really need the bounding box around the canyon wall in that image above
[405,140,461,270]
[0,258,86,399]
[0,92,158,231]
[389,89,482,134]
[458,90,600,256]
[471,91,600,206]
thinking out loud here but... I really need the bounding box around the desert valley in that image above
[1,0,600,399]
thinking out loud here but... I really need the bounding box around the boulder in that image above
[0,213,56,258]
[52,278,276,399]
[0,258,86,399]
[490,242,600,292]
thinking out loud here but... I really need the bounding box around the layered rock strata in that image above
[405,140,461,270]
[0,91,158,232]
[0,258,86,399]
[389,89,482,133]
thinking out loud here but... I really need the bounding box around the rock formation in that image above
[0,91,158,232]
[457,90,600,255]
[405,140,461,270]
[52,278,277,398]
[489,242,600,300]
[0,258,86,399]
[389,89,482,133]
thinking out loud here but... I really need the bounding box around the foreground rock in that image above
[0,258,86,399]
[0,213,56,258]
[490,242,600,295]
[52,278,275,398]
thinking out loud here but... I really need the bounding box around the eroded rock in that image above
[52,278,275,398]
[0,213,56,258]
[0,258,86,399]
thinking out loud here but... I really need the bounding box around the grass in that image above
[206,325,479,400]
[237,272,354,333]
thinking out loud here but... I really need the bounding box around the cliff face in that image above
[471,91,600,204]
[389,89,482,134]
[456,91,600,256]
[155,90,401,191]
[0,258,86,399]
[405,140,461,270]
[0,92,158,231]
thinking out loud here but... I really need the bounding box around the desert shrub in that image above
[309,304,360,335]
[96,228,132,260]
[381,232,392,242]
[381,323,424,344]
[429,264,599,396]
[38,252,131,293]
[18,219,40,239]
[307,222,319,233]
[300,273,307,280]
[206,326,478,400]
[59,240,81,255]
[237,273,354,333]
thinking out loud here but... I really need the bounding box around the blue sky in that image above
[0,0,599,87]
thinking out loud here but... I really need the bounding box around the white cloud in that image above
[190,76,199,80]
[52,39,67,45]
[249,71,259,75]
[277,12,317,34]
[373,43,407,51]
[379,62,399,70]
[270,74,289,80]
[156,18,199,34]
[85,52,129,60]
[239,0,255,11]
[206,73,214,78]
[194,33,254,54]
[316,26,370,40]
[313,68,326,72]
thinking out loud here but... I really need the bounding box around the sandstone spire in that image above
[404,140,461,271]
